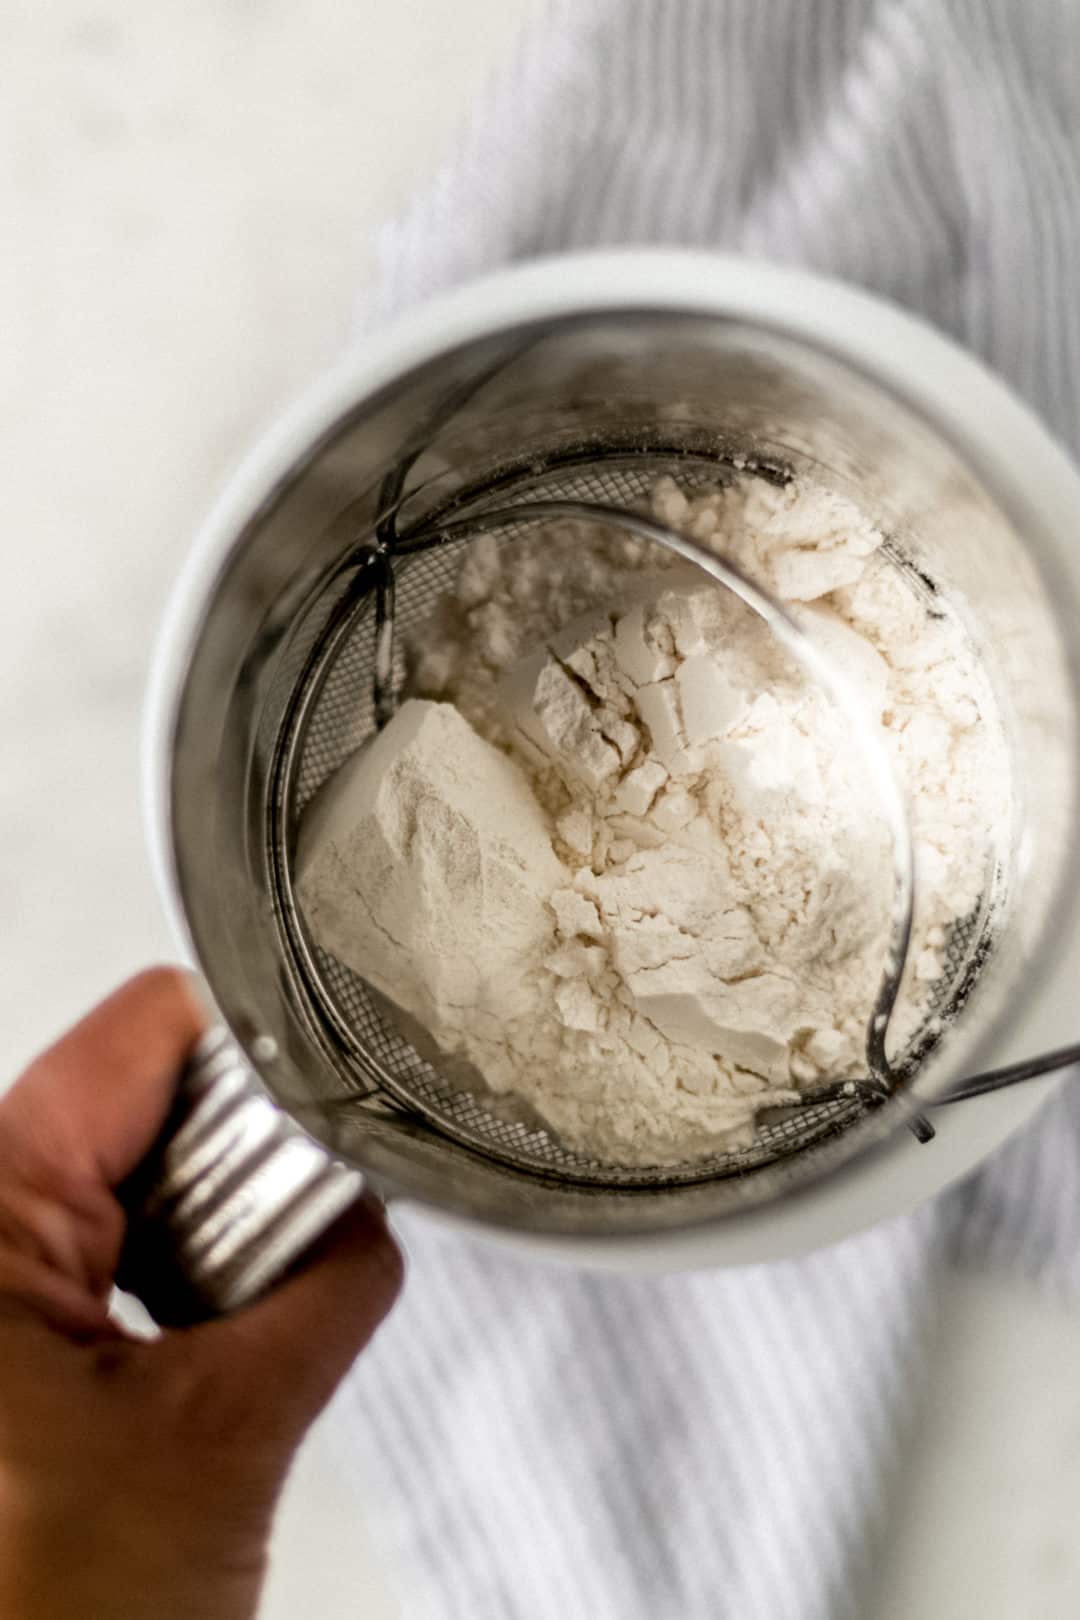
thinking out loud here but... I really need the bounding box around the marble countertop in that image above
[5,5,1080,1617]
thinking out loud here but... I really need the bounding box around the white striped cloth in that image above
[337,4,1080,1616]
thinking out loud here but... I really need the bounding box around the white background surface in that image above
[4,4,1080,1617]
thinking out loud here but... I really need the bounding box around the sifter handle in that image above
[116,1027,363,1327]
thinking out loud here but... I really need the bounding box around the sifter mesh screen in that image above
[272,452,993,1188]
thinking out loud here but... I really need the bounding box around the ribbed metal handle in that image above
[117,1028,363,1326]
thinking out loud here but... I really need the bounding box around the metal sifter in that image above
[125,255,1080,1323]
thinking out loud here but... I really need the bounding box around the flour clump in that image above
[297,472,1009,1166]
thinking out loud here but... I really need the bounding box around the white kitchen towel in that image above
[337,4,1080,1616]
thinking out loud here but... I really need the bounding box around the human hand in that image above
[0,968,403,1620]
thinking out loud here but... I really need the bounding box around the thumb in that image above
[192,1197,403,1438]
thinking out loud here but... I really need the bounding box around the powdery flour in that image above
[296,474,1009,1166]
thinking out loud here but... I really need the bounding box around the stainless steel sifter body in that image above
[132,252,1080,1322]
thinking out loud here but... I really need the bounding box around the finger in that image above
[0,967,205,1189]
[194,1198,403,1435]
[0,1164,125,1302]
[0,1250,116,1338]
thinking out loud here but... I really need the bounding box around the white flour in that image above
[297,473,1009,1166]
